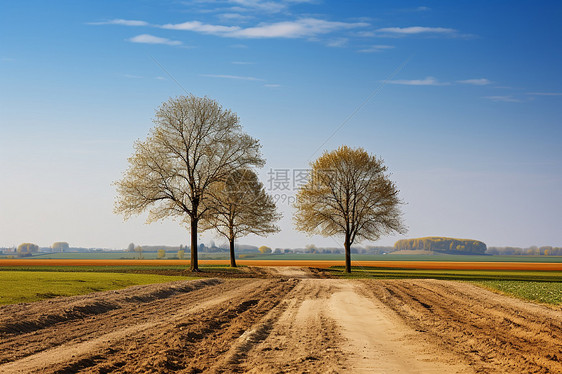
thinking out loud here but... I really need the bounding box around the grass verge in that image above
[330,267,562,281]
[472,280,562,305]
[0,265,242,276]
[0,271,197,305]
[330,266,562,305]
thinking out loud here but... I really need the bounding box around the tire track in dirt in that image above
[327,280,472,373]
[363,279,562,373]
[0,278,297,373]
[0,278,226,365]
[209,278,347,373]
[226,274,470,374]
[2,269,557,373]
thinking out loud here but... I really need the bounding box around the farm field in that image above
[0,267,561,373]
[2,258,562,270]
[10,252,562,263]
[0,271,192,305]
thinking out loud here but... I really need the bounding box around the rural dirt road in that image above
[0,267,560,373]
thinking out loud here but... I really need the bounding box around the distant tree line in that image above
[487,246,562,256]
[51,242,69,252]
[16,243,39,257]
[394,237,487,254]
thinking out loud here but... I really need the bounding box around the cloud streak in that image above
[127,34,182,46]
[376,26,457,35]
[457,78,491,85]
[484,95,522,103]
[200,74,264,81]
[358,44,394,53]
[89,19,149,26]
[527,92,562,96]
[386,76,448,86]
[163,18,368,38]
[200,0,315,14]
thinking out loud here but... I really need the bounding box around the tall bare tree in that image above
[114,95,264,271]
[201,169,280,267]
[294,146,406,273]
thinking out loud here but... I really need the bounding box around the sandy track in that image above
[0,278,298,373]
[364,279,562,373]
[0,269,560,373]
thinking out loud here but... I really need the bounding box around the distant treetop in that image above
[394,237,487,254]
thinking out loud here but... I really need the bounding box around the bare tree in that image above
[201,169,280,267]
[114,95,264,271]
[294,146,406,273]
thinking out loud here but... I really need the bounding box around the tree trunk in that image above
[344,234,351,273]
[190,217,199,272]
[229,239,237,267]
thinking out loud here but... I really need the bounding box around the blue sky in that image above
[1,0,561,249]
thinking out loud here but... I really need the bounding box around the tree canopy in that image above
[394,237,487,254]
[52,242,69,252]
[114,95,264,271]
[201,169,280,267]
[294,146,406,272]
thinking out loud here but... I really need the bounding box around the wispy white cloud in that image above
[127,34,182,46]
[233,18,367,38]
[217,13,254,22]
[162,21,239,33]
[161,18,368,38]
[204,0,315,14]
[386,76,448,86]
[201,74,264,81]
[358,44,394,53]
[230,43,249,48]
[123,74,143,79]
[526,92,562,96]
[228,0,286,13]
[484,95,522,103]
[1,57,16,62]
[326,37,348,47]
[155,76,167,80]
[457,78,491,85]
[89,19,149,26]
[376,26,457,35]
[264,83,281,88]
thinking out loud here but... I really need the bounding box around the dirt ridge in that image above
[0,278,221,337]
[363,279,562,373]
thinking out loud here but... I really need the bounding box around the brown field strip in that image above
[1,259,562,270]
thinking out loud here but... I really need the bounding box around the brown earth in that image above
[0,268,560,373]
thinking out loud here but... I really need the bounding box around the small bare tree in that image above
[202,169,280,267]
[294,146,406,273]
[114,95,264,271]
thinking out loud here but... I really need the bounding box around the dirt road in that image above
[0,268,560,373]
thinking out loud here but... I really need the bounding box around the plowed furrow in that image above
[364,279,562,374]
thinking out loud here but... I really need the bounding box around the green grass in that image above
[0,264,242,275]
[5,251,562,262]
[330,267,562,282]
[330,266,562,305]
[0,271,195,305]
[242,253,562,263]
[474,280,562,305]
[16,252,232,260]
[28,252,177,260]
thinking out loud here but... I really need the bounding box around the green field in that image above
[331,267,562,281]
[4,252,562,263]
[331,267,562,305]
[474,280,562,305]
[0,264,238,274]
[3,251,234,260]
[0,271,195,305]
[242,253,562,263]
